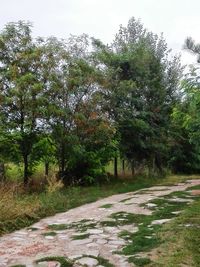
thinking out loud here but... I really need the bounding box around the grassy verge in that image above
[147,185,200,267]
[0,175,199,236]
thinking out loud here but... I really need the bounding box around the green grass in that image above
[148,198,200,266]
[128,256,151,266]
[71,233,90,240]
[119,197,133,203]
[100,212,148,227]
[99,203,113,208]
[121,225,162,255]
[116,191,198,263]
[81,255,114,267]
[48,220,97,233]
[48,224,70,231]
[36,256,73,267]
[27,227,38,231]
[42,231,57,236]
[186,184,200,190]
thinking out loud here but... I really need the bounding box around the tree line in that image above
[0,18,200,185]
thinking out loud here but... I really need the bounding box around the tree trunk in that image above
[0,163,5,182]
[114,157,118,178]
[122,159,125,176]
[23,155,29,185]
[148,157,155,178]
[131,161,135,177]
[59,143,65,178]
[45,162,49,176]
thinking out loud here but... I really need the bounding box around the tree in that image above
[93,17,182,176]
[0,21,44,184]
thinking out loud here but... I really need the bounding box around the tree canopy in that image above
[0,19,199,185]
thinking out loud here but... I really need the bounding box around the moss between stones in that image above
[27,227,38,231]
[116,192,196,260]
[36,256,73,267]
[71,233,90,240]
[42,231,57,236]
[48,219,97,233]
[99,203,113,208]
[119,197,134,203]
[81,255,114,267]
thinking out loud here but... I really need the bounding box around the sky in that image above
[0,0,200,66]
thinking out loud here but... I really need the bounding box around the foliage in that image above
[92,17,182,176]
[0,18,199,185]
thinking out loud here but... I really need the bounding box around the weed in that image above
[46,174,64,194]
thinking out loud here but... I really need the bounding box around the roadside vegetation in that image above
[147,188,200,266]
[0,173,198,236]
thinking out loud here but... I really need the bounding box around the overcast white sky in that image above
[0,0,200,65]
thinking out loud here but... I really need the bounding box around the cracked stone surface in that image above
[0,179,200,267]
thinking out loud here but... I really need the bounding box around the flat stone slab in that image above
[71,238,93,245]
[76,257,99,266]
[146,203,157,208]
[36,261,61,267]
[88,229,104,234]
[151,218,172,225]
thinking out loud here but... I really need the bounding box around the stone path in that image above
[0,179,200,267]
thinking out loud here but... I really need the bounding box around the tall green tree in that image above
[0,21,44,184]
[93,17,182,176]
